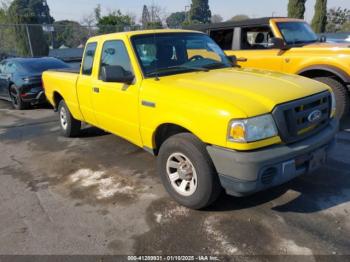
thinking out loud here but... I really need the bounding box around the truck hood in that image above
[155,67,329,117]
[294,42,350,54]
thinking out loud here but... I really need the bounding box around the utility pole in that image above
[25,25,34,57]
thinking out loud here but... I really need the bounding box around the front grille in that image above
[272,91,331,144]
[261,168,277,185]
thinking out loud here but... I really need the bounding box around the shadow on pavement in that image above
[78,126,110,138]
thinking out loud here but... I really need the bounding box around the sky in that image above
[46,0,350,24]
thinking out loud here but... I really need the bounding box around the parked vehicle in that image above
[43,30,338,209]
[186,17,350,120]
[0,57,69,109]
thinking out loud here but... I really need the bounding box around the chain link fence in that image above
[0,23,142,62]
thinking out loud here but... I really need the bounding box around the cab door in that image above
[91,39,142,146]
[76,42,98,126]
[225,26,284,72]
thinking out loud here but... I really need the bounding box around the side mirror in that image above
[226,55,237,67]
[269,37,288,50]
[100,65,134,84]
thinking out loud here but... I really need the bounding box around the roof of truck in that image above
[88,29,203,42]
[183,17,304,31]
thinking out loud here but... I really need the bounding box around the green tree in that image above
[311,0,328,33]
[342,21,350,32]
[288,0,307,19]
[53,20,89,48]
[230,14,249,21]
[8,0,52,57]
[166,11,186,28]
[211,14,223,23]
[96,10,134,34]
[189,0,211,24]
[0,1,17,57]
[326,7,350,32]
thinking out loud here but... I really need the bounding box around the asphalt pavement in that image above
[0,100,349,257]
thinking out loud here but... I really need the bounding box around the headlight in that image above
[228,114,278,143]
[330,91,336,118]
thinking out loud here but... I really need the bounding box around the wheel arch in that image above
[53,91,64,110]
[297,65,350,88]
[152,123,198,156]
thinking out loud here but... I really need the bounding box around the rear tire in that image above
[58,100,81,137]
[9,85,28,110]
[157,133,222,210]
[314,77,349,120]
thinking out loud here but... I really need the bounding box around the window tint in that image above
[20,58,68,73]
[241,26,274,50]
[210,29,234,50]
[82,42,97,75]
[277,22,318,45]
[100,40,132,79]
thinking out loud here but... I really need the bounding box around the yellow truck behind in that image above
[186,17,350,120]
[43,30,338,209]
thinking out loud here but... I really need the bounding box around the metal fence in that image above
[0,23,142,61]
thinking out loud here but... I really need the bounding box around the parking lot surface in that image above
[0,100,350,256]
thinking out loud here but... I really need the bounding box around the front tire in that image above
[58,100,81,137]
[157,133,222,209]
[314,77,349,120]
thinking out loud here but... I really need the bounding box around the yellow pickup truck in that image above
[43,29,338,209]
[187,17,350,120]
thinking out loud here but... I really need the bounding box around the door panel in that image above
[76,42,98,125]
[92,40,142,146]
[226,49,283,71]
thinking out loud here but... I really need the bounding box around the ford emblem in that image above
[308,110,322,123]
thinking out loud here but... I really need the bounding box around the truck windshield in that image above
[277,22,318,45]
[131,33,232,77]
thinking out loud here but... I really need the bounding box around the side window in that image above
[210,29,234,50]
[6,63,17,74]
[240,26,274,50]
[82,42,97,75]
[99,40,133,79]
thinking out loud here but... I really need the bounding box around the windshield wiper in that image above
[202,62,228,70]
[148,65,209,77]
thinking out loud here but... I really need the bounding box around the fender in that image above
[297,65,350,85]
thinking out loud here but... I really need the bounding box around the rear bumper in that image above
[21,91,46,104]
[207,119,338,197]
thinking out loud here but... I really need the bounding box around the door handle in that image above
[237,57,248,62]
[93,87,99,93]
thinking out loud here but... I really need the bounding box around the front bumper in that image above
[207,119,338,197]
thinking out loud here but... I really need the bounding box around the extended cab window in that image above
[99,40,133,79]
[82,42,97,75]
[210,29,234,50]
[241,26,274,50]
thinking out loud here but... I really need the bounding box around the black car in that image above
[0,57,69,109]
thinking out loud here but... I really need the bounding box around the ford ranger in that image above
[186,17,350,120]
[43,30,338,209]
